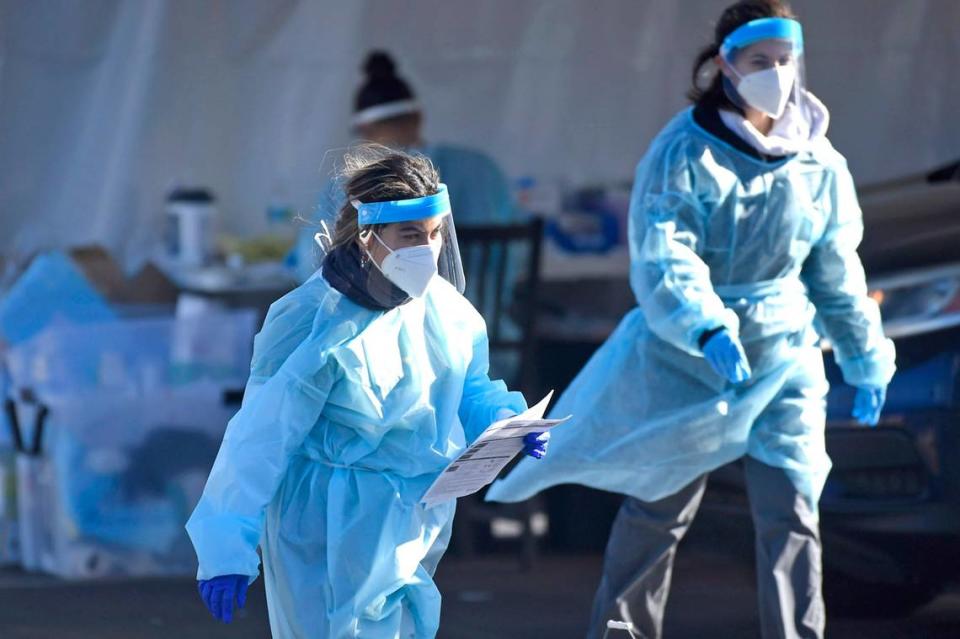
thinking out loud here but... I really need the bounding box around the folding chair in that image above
[451,217,545,568]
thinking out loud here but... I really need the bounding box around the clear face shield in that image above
[719,18,806,120]
[349,184,465,301]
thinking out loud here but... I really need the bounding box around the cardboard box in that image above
[69,246,179,305]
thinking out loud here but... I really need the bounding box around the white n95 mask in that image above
[732,64,796,119]
[369,233,441,298]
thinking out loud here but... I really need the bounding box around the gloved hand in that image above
[523,432,550,459]
[853,386,886,427]
[198,574,249,624]
[702,329,752,383]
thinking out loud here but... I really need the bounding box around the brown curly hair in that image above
[328,144,441,251]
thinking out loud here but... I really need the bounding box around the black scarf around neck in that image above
[321,241,411,311]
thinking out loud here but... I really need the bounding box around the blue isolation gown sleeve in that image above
[186,297,338,580]
[457,329,527,443]
[475,154,516,225]
[628,144,740,356]
[801,160,896,388]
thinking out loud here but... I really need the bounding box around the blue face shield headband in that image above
[354,184,451,225]
[719,17,804,61]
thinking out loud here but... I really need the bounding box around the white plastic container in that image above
[165,187,218,268]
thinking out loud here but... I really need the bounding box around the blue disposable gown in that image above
[186,273,526,638]
[487,108,895,508]
[292,144,516,282]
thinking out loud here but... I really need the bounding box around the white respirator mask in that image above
[367,232,441,298]
[729,64,797,119]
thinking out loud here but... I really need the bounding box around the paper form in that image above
[421,392,569,507]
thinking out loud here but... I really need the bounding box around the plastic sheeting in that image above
[4,310,257,577]
[2,1,958,268]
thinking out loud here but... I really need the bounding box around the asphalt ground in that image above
[1,544,958,638]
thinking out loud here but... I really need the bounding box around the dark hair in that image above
[329,145,440,250]
[687,0,797,112]
[355,51,416,114]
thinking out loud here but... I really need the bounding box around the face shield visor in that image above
[350,183,465,299]
[720,17,805,120]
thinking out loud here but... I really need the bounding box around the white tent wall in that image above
[1,0,958,268]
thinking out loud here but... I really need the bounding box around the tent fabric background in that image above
[1,0,958,268]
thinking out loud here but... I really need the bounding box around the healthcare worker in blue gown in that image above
[187,148,549,638]
[488,3,894,638]
[292,51,517,283]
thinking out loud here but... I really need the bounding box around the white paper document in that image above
[421,392,569,507]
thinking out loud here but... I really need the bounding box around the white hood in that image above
[719,90,831,157]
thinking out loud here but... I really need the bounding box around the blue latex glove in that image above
[702,329,752,383]
[198,574,249,624]
[853,386,886,427]
[523,432,550,459]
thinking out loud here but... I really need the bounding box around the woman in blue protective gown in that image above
[488,2,895,638]
[292,51,516,283]
[186,148,548,638]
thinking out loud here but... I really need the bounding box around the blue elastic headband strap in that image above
[355,184,451,225]
[720,18,804,59]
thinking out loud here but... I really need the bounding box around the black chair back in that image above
[455,217,544,394]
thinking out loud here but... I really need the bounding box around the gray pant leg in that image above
[744,457,825,639]
[586,476,708,639]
